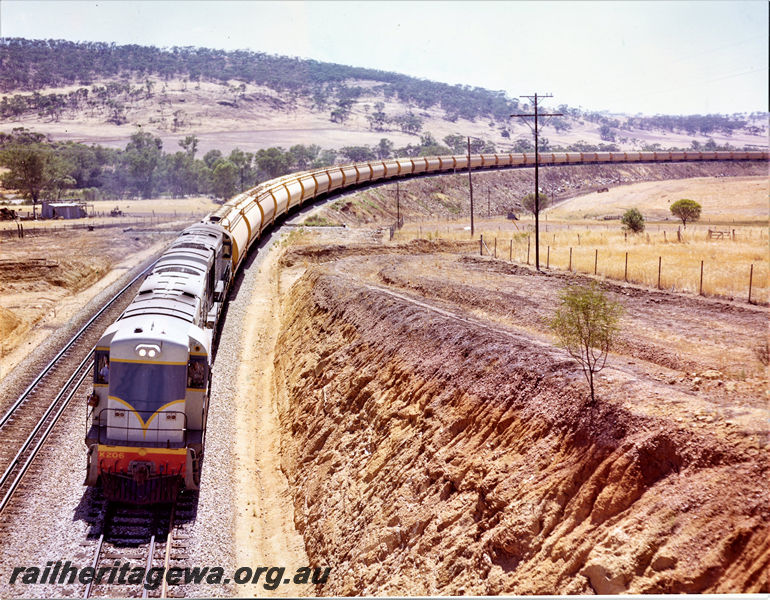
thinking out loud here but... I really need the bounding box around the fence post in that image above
[509,239,513,261]
[594,249,598,275]
[547,246,550,269]
[748,263,753,304]
[657,256,662,289]
[527,235,530,265]
[479,234,483,256]
[624,252,628,282]
[569,247,572,271]
[699,260,704,296]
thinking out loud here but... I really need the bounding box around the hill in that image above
[0,38,766,156]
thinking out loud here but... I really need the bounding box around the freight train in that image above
[84,149,767,503]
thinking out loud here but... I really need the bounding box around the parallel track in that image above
[0,263,154,515]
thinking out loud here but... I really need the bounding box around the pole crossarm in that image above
[510,113,563,118]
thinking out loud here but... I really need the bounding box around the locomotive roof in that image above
[123,267,206,324]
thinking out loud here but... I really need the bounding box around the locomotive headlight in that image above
[135,344,161,358]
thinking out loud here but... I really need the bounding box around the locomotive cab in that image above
[85,318,211,503]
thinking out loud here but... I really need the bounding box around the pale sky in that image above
[0,0,767,116]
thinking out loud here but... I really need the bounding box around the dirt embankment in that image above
[318,161,766,226]
[0,225,179,374]
[273,247,768,595]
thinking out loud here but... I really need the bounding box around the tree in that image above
[376,138,393,160]
[124,130,163,198]
[549,282,623,404]
[255,147,290,180]
[0,137,75,216]
[179,135,199,159]
[670,199,701,228]
[229,148,253,192]
[289,144,320,170]
[340,145,375,163]
[211,160,238,199]
[0,142,49,217]
[621,208,645,233]
[443,134,466,154]
[520,192,550,216]
[599,124,616,141]
[203,149,223,169]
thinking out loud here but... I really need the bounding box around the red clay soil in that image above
[273,244,768,595]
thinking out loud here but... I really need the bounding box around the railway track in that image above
[0,263,154,515]
[81,493,195,599]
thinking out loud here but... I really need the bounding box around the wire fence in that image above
[0,213,204,240]
[476,232,766,305]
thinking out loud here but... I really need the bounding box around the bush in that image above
[521,192,550,216]
[621,208,645,233]
[670,198,702,228]
[549,282,623,404]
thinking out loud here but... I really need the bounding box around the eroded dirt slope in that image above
[273,243,768,594]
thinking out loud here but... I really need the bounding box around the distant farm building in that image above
[41,201,88,219]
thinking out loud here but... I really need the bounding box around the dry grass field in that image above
[546,176,768,223]
[390,176,768,302]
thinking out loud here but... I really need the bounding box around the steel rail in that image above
[0,263,153,431]
[0,364,90,512]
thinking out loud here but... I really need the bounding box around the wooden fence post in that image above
[547,246,550,269]
[527,236,530,265]
[479,234,483,256]
[509,239,513,261]
[748,263,754,304]
[699,260,704,296]
[657,256,662,289]
[624,252,628,282]
[594,249,598,275]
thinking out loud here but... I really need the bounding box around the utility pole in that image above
[467,136,474,237]
[396,180,400,227]
[511,93,562,271]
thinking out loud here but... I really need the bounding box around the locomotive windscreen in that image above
[108,360,186,415]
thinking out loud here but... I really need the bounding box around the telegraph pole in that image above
[467,136,474,237]
[511,93,562,271]
[396,180,400,227]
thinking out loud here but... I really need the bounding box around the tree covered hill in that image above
[1,37,766,144]
[0,37,519,123]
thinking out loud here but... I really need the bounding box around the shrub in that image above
[621,208,645,233]
[549,282,623,404]
[521,192,550,216]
